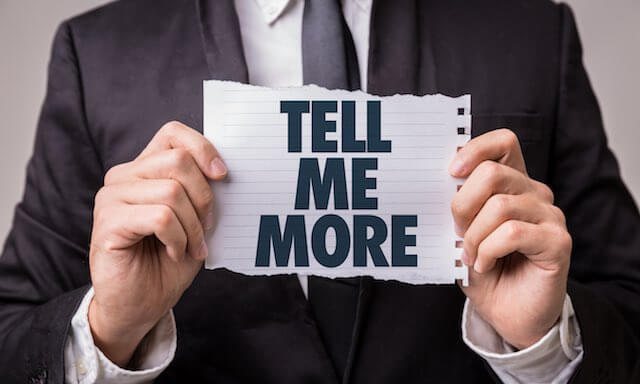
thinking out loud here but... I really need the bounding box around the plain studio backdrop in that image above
[0,0,639,242]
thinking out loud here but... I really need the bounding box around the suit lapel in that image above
[196,0,249,83]
[367,0,438,96]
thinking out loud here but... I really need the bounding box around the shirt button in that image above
[77,359,87,376]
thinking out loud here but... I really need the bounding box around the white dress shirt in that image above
[64,1,584,382]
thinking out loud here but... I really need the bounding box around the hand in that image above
[88,121,227,367]
[450,129,572,350]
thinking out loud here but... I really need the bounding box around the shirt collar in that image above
[253,0,292,24]
[252,0,373,25]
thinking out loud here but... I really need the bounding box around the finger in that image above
[449,128,526,177]
[462,193,549,266]
[107,204,189,263]
[451,161,535,234]
[474,220,570,274]
[100,180,206,261]
[105,149,214,227]
[458,258,505,296]
[141,120,227,180]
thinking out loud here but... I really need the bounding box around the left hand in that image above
[449,129,572,350]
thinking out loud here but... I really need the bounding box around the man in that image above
[0,0,638,383]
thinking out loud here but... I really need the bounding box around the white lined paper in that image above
[204,80,469,285]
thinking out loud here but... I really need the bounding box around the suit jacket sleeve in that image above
[0,21,102,383]
[553,5,640,382]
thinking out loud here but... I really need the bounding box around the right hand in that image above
[88,121,227,367]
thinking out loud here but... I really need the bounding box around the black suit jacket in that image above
[1,0,639,383]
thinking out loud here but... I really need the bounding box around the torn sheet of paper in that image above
[203,80,469,285]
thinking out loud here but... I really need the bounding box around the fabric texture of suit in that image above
[0,0,639,382]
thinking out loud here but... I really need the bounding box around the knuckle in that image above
[549,205,566,224]
[94,187,108,207]
[450,196,466,219]
[479,161,502,186]
[464,231,478,252]
[161,180,183,204]
[94,206,122,241]
[93,188,113,222]
[544,189,555,204]
[545,225,572,266]
[490,194,512,218]
[93,204,105,225]
[499,128,519,148]
[154,206,174,228]
[505,220,522,239]
[538,183,554,203]
[476,242,488,263]
[452,204,473,229]
[160,120,184,135]
[104,164,123,185]
[479,160,499,177]
[558,229,572,249]
[168,148,191,169]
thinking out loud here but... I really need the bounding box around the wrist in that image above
[488,309,561,350]
[505,326,555,351]
[88,298,153,367]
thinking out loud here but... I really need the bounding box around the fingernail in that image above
[197,240,208,261]
[210,158,228,178]
[473,263,482,273]
[449,157,465,176]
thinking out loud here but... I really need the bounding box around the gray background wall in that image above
[0,0,639,240]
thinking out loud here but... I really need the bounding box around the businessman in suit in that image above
[0,0,639,383]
